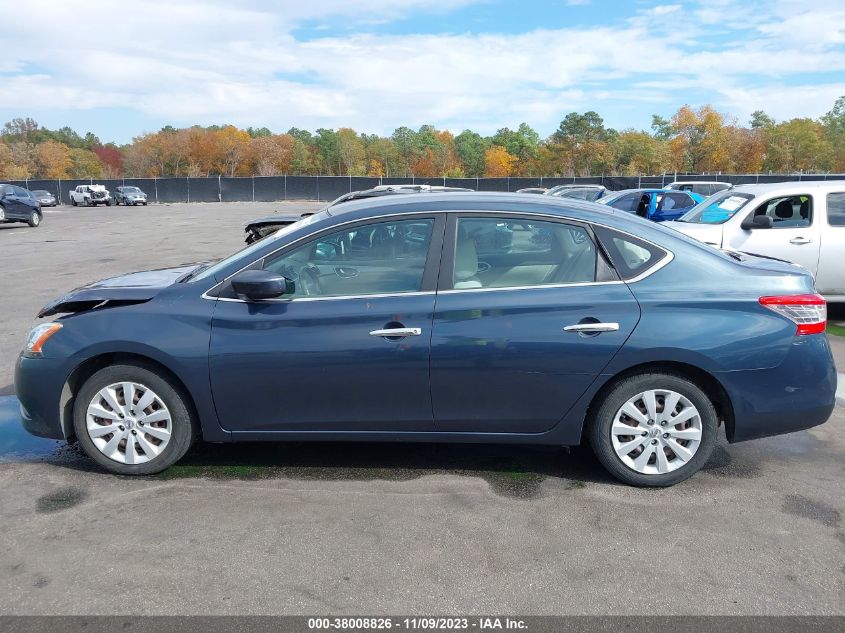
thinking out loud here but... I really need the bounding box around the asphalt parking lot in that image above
[0,203,843,615]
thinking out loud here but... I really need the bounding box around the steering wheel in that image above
[298,264,322,296]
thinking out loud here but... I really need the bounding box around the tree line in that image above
[2,97,844,181]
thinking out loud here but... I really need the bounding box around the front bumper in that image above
[15,354,67,440]
[720,334,837,442]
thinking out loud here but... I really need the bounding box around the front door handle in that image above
[563,322,620,333]
[369,327,422,337]
[789,237,812,245]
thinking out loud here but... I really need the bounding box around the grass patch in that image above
[827,323,845,337]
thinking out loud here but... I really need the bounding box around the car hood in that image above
[663,221,723,247]
[38,264,201,317]
[245,213,302,229]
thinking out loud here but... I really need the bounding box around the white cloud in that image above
[0,0,842,140]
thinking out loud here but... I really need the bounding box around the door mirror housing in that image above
[230,270,293,301]
[741,215,774,230]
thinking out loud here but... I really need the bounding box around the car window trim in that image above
[202,208,674,303]
[437,210,621,294]
[205,212,447,302]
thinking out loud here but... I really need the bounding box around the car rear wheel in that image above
[27,211,41,227]
[73,364,197,475]
[588,372,718,487]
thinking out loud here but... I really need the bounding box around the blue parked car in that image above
[598,188,705,222]
[16,192,835,486]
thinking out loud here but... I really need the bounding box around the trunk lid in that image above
[664,221,723,248]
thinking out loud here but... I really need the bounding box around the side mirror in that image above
[741,215,774,230]
[230,270,293,301]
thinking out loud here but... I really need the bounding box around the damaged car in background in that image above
[69,184,112,207]
[244,184,474,243]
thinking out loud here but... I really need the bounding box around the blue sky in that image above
[1,0,843,144]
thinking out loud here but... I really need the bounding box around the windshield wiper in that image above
[178,263,210,283]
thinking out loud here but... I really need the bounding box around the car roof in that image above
[667,180,726,185]
[727,180,845,195]
[323,190,620,222]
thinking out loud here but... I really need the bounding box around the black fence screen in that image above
[8,174,845,205]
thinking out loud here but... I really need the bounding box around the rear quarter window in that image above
[593,225,670,281]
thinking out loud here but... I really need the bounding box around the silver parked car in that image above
[666,181,845,302]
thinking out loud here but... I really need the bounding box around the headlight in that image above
[25,323,62,356]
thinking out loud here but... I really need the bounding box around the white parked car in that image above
[665,181,731,196]
[69,184,112,207]
[666,181,845,301]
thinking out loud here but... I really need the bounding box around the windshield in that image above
[678,191,755,224]
[124,187,141,193]
[33,190,50,196]
[189,211,328,283]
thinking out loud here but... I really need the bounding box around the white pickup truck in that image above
[665,180,845,302]
[69,184,112,207]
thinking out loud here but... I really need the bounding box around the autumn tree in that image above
[484,145,516,177]
[251,134,295,176]
[35,140,72,178]
[336,128,366,175]
[67,148,103,178]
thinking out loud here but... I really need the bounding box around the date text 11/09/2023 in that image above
[307,617,528,630]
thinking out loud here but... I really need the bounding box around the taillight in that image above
[759,294,826,335]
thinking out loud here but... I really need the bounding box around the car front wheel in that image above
[73,363,197,475]
[27,211,41,227]
[588,372,717,487]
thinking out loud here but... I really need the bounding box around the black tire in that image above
[71,198,77,207]
[73,363,197,475]
[27,211,41,227]
[587,372,718,487]
[106,200,112,206]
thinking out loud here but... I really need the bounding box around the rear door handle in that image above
[563,322,620,333]
[789,237,812,245]
[369,327,422,337]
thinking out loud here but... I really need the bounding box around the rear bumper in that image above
[15,354,67,440]
[720,334,837,442]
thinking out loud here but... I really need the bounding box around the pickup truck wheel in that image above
[27,211,41,227]
[71,198,77,207]
[106,200,112,206]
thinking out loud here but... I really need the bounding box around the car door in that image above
[653,191,697,222]
[429,214,640,434]
[815,191,845,297]
[208,214,445,433]
[725,193,821,276]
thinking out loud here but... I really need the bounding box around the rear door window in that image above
[827,193,845,226]
[658,192,695,211]
[449,217,597,289]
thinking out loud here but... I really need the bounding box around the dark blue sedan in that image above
[15,193,836,486]
[598,188,705,222]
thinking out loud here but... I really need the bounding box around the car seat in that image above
[453,232,482,289]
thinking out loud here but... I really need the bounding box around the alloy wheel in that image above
[610,389,702,475]
[86,382,172,464]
